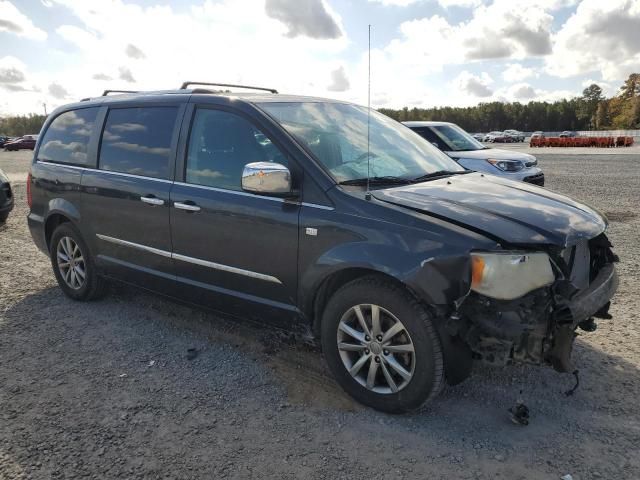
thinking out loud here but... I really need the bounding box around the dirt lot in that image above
[1,149,639,480]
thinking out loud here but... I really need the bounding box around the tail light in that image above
[27,172,32,208]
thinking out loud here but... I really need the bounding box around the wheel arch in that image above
[309,267,417,339]
[43,198,82,251]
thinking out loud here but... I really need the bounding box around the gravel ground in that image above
[1,150,639,480]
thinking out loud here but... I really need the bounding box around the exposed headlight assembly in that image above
[471,252,555,300]
[487,159,524,172]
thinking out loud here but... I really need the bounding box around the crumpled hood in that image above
[446,148,535,163]
[373,173,606,246]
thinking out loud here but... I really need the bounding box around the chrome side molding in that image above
[96,233,282,284]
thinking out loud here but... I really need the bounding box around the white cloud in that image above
[0,56,28,91]
[125,44,145,60]
[502,63,537,82]
[264,0,343,39]
[0,1,47,40]
[118,66,135,83]
[328,66,350,92]
[48,82,70,99]
[438,0,483,8]
[455,71,494,97]
[0,0,351,114]
[368,0,422,6]
[546,0,640,81]
[509,83,536,99]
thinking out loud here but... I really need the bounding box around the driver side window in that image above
[413,127,445,150]
[186,109,287,191]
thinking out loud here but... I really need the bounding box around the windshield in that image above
[257,102,463,183]
[430,124,486,152]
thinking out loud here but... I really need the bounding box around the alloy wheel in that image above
[56,236,86,290]
[337,304,416,394]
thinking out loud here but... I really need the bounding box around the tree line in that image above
[379,73,640,133]
[0,113,47,137]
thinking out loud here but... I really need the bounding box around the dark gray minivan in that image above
[28,84,618,412]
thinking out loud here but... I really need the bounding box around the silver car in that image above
[403,121,544,185]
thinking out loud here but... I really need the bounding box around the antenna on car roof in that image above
[365,24,372,201]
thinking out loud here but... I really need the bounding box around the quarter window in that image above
[185,109,287,191]
[99,107,178,179]
[38,108,99,165]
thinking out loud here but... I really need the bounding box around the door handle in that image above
[174,201,201,212]
[140,196,165,206]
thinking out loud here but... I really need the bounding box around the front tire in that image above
[321,276,444,413]
[50,223,105,301]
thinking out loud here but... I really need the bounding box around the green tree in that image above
[619,73,640,99]
[595,100,610,129]
[578,84,603,129]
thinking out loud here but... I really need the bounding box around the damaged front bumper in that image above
[454,236,619,373]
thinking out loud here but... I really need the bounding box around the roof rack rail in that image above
[102,89,139,96]
[180,82,278,94]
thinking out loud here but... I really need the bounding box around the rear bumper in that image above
[27,212,48,254]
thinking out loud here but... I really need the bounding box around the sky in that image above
[0,0,639,115]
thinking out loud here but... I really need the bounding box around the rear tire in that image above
[321,276,444,413]
[0,211,8,223]
[50,223,106,301]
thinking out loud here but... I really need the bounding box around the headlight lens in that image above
[470,252,555,300]
[487,159,524,172]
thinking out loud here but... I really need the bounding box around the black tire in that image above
[0,211,8,223]
[321,276,444,413]
[50,222,106,301]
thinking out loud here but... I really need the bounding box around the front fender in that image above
[300,241,473,318]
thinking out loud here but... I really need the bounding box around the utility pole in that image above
[43,103,47,116]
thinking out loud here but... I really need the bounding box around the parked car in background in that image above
[404,121,544,185]
[28,85,617,413]
[0,168,14,223]
[531,131,545,139]
[560,131,578,138]
[484,131,510,143]
[472,133,485,141]
[0,136,12,148]
[504,129,525,142]
[4,135,38,151]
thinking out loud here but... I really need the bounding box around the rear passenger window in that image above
[99,107,178,179]
[38,108,99,165]
[185,109,287,191]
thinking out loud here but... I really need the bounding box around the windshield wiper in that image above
[411,170,471,183]
[338,176,413,186]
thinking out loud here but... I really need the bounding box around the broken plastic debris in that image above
[561,475,573,480]
[118,373,127,378]
[148,360,155,367]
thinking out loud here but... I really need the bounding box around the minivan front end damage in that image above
[452,233,619,373]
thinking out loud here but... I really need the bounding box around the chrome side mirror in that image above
[242,162,291,196]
